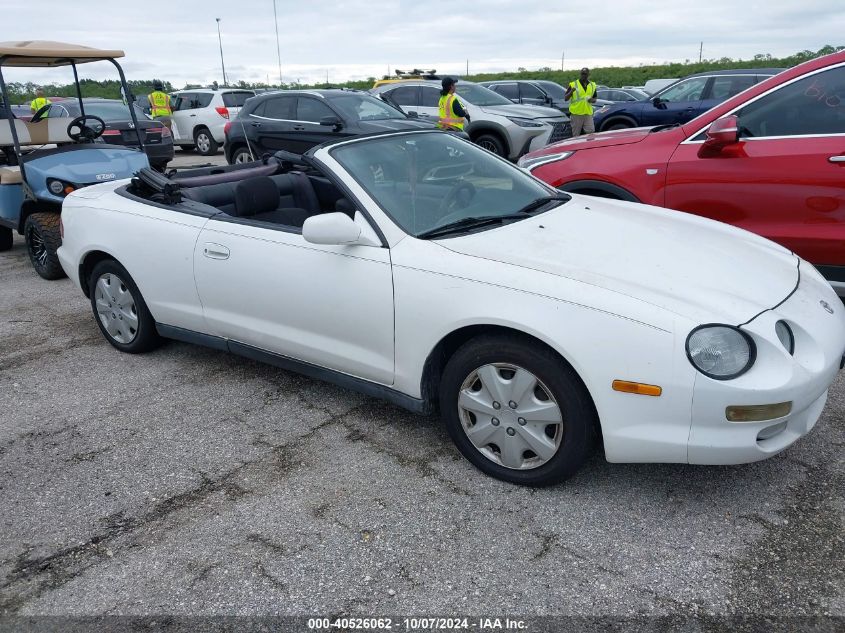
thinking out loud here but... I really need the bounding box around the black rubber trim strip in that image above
[737,258,801,327]
[816,264,845,283]
[558,180,641,203]
[156,323,429,414]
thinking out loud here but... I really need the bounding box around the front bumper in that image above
[687,264,845,464]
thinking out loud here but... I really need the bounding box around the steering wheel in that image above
[436,180,477,217]
[66,115,106,142]
[29,104,51,123]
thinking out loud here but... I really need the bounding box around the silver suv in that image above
[370,80,570,160]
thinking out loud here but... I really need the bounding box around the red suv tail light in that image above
[224,121,232,136]
[215,106,229,119]
[159,125,171,138]
[101,129,121,137]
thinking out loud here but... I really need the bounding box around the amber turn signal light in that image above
[726,402,792,422]
[612,380,662,397]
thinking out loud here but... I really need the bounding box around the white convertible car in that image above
[58,130,845,485]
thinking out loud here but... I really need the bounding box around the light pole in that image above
[215,18,228,86]
[273,0,283,86]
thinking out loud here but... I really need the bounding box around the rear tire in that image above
[439,334,597,486]
[0,226,12,252]
[89,259,162,354]
[24,212,65,280]
[474,133,507,157]
[194,128,218,156]
[230,146,255,165]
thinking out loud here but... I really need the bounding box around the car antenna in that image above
[238,116,256,162]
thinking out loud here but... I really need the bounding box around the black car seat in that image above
[233,176,310,227]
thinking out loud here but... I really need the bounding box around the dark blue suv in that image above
[593,68,782,131]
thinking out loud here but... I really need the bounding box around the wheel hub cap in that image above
[457,363,563,470]
[94,273,139,344]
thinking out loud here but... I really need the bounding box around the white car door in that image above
[193,214,395,385]
[169,92,190,143]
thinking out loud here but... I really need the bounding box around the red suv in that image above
[520,51,845,295]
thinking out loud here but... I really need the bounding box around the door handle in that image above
[250,121,262,127]
[189,114,197,117]
[293,125,306,131]
[829,155,845,163]
[203,243,230,260]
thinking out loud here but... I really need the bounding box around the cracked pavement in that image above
[0,232,843,619]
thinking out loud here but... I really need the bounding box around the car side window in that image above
[262,96,296,120]
[172,94,191,111]
[658,77,708,103]
[296,98,335,123]
[708,76,756,102]
[48,104,69,117]
[196,93,213,108]
[520,83,545,100]
[737,66,845,138]
[386,86,419,107]
[420,86,441,107]
[597,90,611,100]
[494,83,518,100]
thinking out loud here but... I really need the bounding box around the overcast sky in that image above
[3,0,843,87]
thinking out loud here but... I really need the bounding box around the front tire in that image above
[474,133,507,157]
[0,226,12,252]
[439,335,596,486]
[89,259,162,353]
[24,212,65,280]
[193,128,218,156]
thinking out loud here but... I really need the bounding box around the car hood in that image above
[436,195,799,324]
[357,118,437,132]
[479,103,567,119]
[527,126,658,158]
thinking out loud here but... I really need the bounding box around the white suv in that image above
[170,88,254,155]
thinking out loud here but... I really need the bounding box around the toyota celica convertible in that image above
[57,129,845,486]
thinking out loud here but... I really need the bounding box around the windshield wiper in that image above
[416,214,530,239]
[512,193,571,215]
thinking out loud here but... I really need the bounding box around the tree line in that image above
[3,45,842,102]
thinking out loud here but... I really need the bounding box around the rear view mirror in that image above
[320,116,343,130]
[698,115,740,158]
[303,212,361,245]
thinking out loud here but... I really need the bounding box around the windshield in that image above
[330,93,406,121]
[332,132,561,237]
[455,83,513,107]
[71,102,148,121]
[536,81,567,99]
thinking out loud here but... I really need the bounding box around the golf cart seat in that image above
[0,117,74,146]
[0,166,21,184]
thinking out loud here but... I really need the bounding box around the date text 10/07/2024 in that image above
[307,617,528,630]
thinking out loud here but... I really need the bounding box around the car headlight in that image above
[507,117,544,128]
[775,320,794,355]
[46,178,76,197]
[686,324,756,380]
[517,151,574,170]
[596,106,610,115]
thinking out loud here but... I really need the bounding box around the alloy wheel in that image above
[457,363,563,470]
[26,225,48,268]
[234,151,253,164]
[94,273,139,344]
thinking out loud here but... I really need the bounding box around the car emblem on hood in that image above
[821,300,834,314]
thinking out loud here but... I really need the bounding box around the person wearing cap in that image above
[564,67,598,136]
[147,80,172,130]
[30,88,51,119]
[438,77,470,131]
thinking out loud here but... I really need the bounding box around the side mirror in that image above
[545,96,554,105]
[407,110,419,118]
[302,212,361,245]
[698,115,740,157]
[652,96,666,108]
[320,116,343,131]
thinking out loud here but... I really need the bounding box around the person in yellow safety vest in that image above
[438,76,470,131]
[30,88,51,119]
[564,67,598,136]
[147,80,173,130]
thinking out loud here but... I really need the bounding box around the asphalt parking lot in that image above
[0,209,843,622]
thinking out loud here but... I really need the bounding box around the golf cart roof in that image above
[0,41,124,67]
